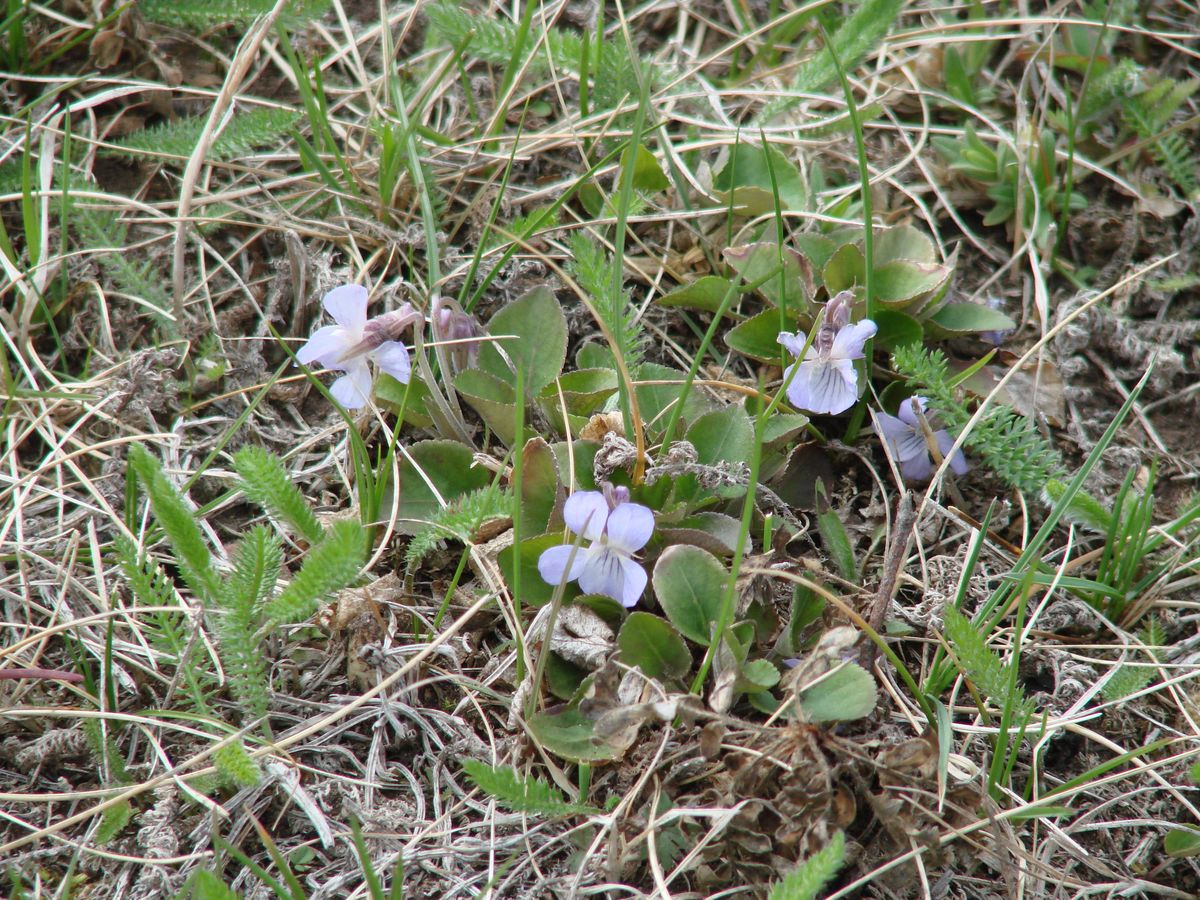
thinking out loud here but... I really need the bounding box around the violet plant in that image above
[874,396,969,482]
[777,290,877,415]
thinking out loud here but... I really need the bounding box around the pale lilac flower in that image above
[431,296,483,374]
[537,485,653,608]
[777,290,877,415]
[296,284,420,409]
[875,396,969,481]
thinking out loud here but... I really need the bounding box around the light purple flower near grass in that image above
[875,396,969,482]
[777,290,877,415]
[296,284,420,409]
[537,486,653,608]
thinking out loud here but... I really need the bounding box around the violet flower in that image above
[537,486,653,608]
[778,290,877,415]
[297,284,420,409]
[875,396,969,481]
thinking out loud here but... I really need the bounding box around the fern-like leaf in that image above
[127,446,222,605]
[216,526,281,725]
[103,107,300,164]
[761,0,903,119]
[569,232,645,372]
[942,607,1035,718]
[233,446,325,545]
[462,760,597,816]
[213,741,261,788]
[264,519,364,624]
[405,488,512,570]
[768,830,846,900]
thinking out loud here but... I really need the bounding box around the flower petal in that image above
[830,319,878,360]
[537,543,588,587]
[563,491,609,542]
[786,359,858,414]
[372,340,411,383]
[777,331,812,359]
[875,411,928,463]
[604,502,654,554]
[578,548,646,607]
[897,395,928,428]
[323,284,369,330]
[900,452,934,481]
[935,430,970,475]
[296,325,355,369]
[329,362,373,408]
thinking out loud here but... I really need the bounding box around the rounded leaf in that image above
[618,612,692,681]
[652,545,729,646]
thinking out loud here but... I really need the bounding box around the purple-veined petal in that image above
[578,547,646,607]
[897,395,929,428]
[296,325,355,369]
[372,340,411,383]
[900,452,934,481]
[329,361,373,408]
[830,319,878,360]
[875,411,928,463]
[323,284,369,330]
[537,543,588,587]
[604,502,654,554]
[787,359,858,414]
[777,331,811,359]
[935,429,970,475]
[563,491,609,542]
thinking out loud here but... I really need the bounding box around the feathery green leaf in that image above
[234,446,326,545]
[768,831,846,900]
[265,519,364,624]
[462,760,597,816]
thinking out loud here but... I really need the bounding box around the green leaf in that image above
[687,405,755,466]
[821,243,865,295]
[213,741,261,788]
[94,799,133,845]
[768,831,846,900]
[375,371,434,428]
[1165,828,1200,858]
[233,446,325,545]
[927,302,1017,335]
[393,440,493,533]
[264,519,364,624]
[477,286,568,396]
[722,242,811,310]
[461,760,597,816]
[103,107,301,162]
[739,658,781,691]
[633,144,670,193]
[538,368,618,416]
[520,437,560,535]
[761,413,811,444]
[874,223,938,263]
[184,871,239,900]
[652,545,728,645]
[872,308,924,350]
[527,708,624,763]
[942,606,1033,716]
[618,612,692,680]
[635,362,713,435]
[815,481,857,580]
[657,276,736,313]
[127,445,221,605]
[455,368,518,445]
[725,308,788,362]
[712,143,808,214]
[797,662,877,723]
[873,260,951,307]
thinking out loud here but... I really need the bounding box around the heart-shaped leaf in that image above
[927,302,1018,335]
[477,286,567,396]
[723,242,811,311]
[527,708,624,762]
[657,275,737,313]
[874,259,952,308]
[520,437,561,535]
[725,309,789,363]
[712,143,807,214]
[618,612,691,680]
[797,662,877,722]
[394,440,492,534]
[633,144,670,193]
[874,223,938,263]
[739,658,781,691]
[454,368,518,445]
[872,308,924,350]
[653,545,728,645]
